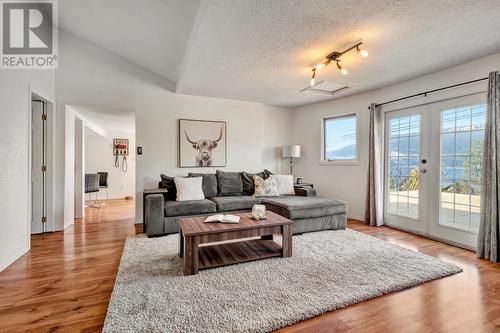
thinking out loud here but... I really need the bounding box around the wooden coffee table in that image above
[178,211,292,275]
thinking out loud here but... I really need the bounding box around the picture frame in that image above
[178,119,227,168]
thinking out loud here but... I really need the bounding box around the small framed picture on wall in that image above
[178,119,227,167]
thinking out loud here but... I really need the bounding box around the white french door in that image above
[384,105,429,234]
[427,94,486,248]
[384,93,486,249]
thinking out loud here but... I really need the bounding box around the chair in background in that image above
[97,172,109,204]
[85,173,101,208]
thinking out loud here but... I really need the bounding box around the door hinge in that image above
[42,216,47,223]
[42,114,47,121]
[42,165,47,172]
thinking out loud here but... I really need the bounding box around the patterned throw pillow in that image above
[253,175,279,197]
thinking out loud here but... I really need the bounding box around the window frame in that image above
[320,112,359,165]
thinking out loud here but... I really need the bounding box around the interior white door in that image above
[384,105,430,234]
[31,100,45,234]
[427,93,486,249]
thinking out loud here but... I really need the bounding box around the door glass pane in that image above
[439,104,486,232]
[387,115,420,218]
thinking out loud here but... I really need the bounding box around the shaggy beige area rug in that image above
[103,230,461,333]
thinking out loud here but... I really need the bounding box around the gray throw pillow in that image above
[264,169,274,178]
[216,170,243,196]
[188,173,218,198]
[160,174,177,200]
[241,171,267,195]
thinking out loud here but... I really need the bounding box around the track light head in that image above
[336,61,348,75]
[357,45,369,58]
[315,63,326,71]
[310,68,316,86]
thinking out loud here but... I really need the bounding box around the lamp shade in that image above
[282,145,301,158]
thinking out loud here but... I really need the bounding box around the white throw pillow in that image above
[174,177,204,201]
[253,175,279,197]
[271,175,295,195]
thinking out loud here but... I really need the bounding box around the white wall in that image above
[55,31,293,226]
[85,130,136,199]
[0,71,55,271]
[292,52,500,220]
[74,118,85,218]
[135,93,292,221]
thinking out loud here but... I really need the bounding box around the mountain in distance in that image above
[328,131,484,161]
[326,144,356,160]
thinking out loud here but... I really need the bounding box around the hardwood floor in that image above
[0,200,498,332]
[0,200,141,333]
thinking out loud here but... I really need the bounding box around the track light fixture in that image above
[309,41,368,86]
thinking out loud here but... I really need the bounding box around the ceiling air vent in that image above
[300,80,355,96]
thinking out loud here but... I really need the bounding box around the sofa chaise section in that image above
[263,196,347,234]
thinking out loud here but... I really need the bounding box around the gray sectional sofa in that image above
[144,170,347,237]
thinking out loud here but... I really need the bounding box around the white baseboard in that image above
[0,245,30,272]
[348,214,365,222]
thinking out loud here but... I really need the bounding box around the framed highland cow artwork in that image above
[178,119,227,167]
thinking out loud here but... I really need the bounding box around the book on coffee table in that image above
[204,214,240,224]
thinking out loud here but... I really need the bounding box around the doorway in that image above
[384,93,486,249]
[68,105,136,223]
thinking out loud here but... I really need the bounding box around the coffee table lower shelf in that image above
[198,239,282,270]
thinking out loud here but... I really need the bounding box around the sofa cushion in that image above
[160,174,177,200]
[188,173,218,198]
[262,196,347,220]
[209,196,262,212]
[241,171,267,195]
[216,170,243,196]
[164,199,216,217]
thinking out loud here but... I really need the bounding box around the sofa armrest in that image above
[294,186,317,197]
[145,194,164,236]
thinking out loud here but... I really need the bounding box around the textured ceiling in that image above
[60,0,500,108]
[177,0,500,107]
[59,0,201,85]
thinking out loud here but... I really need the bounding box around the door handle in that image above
[420,168,427,173]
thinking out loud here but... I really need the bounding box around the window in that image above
[439,104,486,232]
[322,113,358,163]
[387,115,421,219]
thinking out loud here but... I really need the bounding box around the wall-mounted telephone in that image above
[113,138,129,172]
